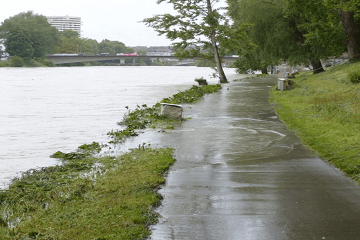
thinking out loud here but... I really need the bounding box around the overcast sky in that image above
[0,0,178,47]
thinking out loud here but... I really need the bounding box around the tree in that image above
[227,0,346,74]
[284,0,347,73]
[0,11,59,58]
[55,30,95,54]
[98,39,134,55]
[143,0,230,83]
[5,29,34,59]
[324,0,360,60]
[227,0,288,73]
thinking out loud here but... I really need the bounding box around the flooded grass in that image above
[116,84,222,138]
[270,61,360,182]
[0,82,222,239]
[0,148,175,239]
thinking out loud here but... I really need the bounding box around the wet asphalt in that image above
[131,75,360,240]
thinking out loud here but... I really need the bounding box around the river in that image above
[0,66,237,189]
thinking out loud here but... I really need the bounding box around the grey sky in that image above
[0,0,176,47]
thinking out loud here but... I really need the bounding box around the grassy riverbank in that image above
[0,148,175,239]
[0,83,222,239]
[270,61,360,182]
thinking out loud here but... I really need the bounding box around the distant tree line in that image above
[55,30,134,55]
[0,11,135,66]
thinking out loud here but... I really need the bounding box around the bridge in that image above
[46,55,240,65]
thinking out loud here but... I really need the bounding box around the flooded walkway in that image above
[146,76,360,240]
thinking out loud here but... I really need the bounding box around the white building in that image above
[46,16,82,36]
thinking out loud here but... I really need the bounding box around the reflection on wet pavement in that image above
[127,76,360,240]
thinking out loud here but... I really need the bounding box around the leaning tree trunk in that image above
[261,68,268,74]
[206,0,228,83]
[310,59,325,74]
[341,10,360,60]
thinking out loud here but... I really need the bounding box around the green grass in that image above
[270,61,360,182]
[0,147,175,240]
[0,82,223,239]
[117,84,222,134]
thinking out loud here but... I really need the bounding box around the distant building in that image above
[147,46,173,56]
[46,16,82,36]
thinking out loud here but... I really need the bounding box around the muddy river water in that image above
[0,66,237,189]
[2,66,360,239]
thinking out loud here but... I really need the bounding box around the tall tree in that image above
[98,39,134,55]
[55,30,95,54]
[228,0,346,74]
[5,29,34,59]
[324,0,360,60]
[227,0,289,73]
[0,11,59,58]
[143,0,230,83]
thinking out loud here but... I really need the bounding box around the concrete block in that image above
[161,103,182,119]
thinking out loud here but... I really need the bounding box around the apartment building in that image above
[46,16,82,36]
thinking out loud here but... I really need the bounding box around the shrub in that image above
[24,59,44,67]
[0,61,9,67]
[9,56,24,67]
[348,67,360,83]
[33,57,55,67]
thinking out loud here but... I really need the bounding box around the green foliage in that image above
[348,66,360,83]
[0,61,9,67]
[8,56,24,67]
[24,59,45,67]
[34,57,55,67]
[107,128,139,144]
[270,61,360,182]
[0,81,226,238]
[118,84,222,133]
[50,142,102,161]
[0,147,176,239]
[5,29,34,59]
[227,0,347,72]
[54,30,98,55]
[161,84,222,104]
[0,11,59,58]
[143,0,230,82]
[194,77,208,85]
[98,39,134,55]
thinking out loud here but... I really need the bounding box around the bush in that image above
[348,67,360,83]
[0,61,9,67]
[8,56,25,67]
[33,57,55,67]
[25,59,44,67]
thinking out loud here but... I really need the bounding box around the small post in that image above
[278,78,286,91]
[160,103,182,119]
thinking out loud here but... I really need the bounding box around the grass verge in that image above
[270,61,360,182]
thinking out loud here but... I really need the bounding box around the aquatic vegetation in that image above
[50,142,102,161]
[118,84,222,132]
[107,128,139,144]
[160,84,221,104]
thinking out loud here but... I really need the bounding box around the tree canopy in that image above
[143,0,233,83]
[227,0,357,74]
[0,11,59,59]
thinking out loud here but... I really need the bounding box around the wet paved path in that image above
[144,76,360,239]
